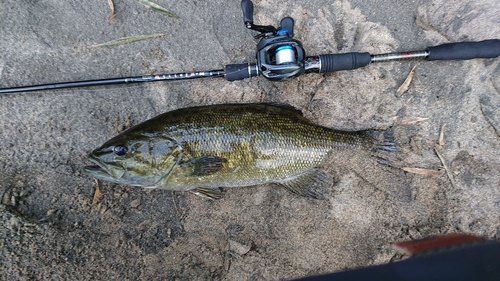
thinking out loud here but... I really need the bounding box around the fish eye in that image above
[113,145,127,156]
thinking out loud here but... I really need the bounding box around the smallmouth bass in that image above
[84,103,396,199]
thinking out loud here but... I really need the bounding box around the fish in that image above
[83,103,396,199]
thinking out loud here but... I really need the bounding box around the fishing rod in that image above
[1,0,499,94]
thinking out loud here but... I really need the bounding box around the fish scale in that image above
[166,108,333,184]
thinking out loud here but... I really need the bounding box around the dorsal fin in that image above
[266,102,303,115]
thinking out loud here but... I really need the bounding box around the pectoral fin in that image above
[190,187,223,200]
[181,156,225,176]
[276,168,333,200]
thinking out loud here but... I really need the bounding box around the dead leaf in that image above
[400,116,429,124]
[392,96,414,124]
[135,0,178,17]
[401,167,441,176]
[94,33,165,47]
[397,65,417,95]
[108,0,117,23]
[91,179,101,206]
[439,124,446,146]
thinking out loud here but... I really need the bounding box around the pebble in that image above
[130,199,141,208]
[228,239,251,255]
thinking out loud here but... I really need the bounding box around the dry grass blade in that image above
[434,147,454,184]
[135,0,178,17]
[434,124,453,184]
[108,0,117,23]
[400,116,429,124]
[91,178,102,206]
[401,167,441,176]
[397,65,417,95]
[94,33,165,47]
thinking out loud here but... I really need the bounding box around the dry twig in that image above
[401,167,440,176]
[171,191,181,217]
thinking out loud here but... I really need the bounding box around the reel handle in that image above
[280,17,294,37]
[241,0,276,34]
[241,0,254,26]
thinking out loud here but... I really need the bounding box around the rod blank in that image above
[0,71,225,94]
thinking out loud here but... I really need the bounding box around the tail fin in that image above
[377,128,398,153]
[362,128,401,168]
[365,128,398,153]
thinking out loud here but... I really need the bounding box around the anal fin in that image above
[276,168,333,200]
[190,187,223,200]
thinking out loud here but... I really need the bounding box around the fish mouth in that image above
[83,158,109,177]
[84,165,102,172]
[83,157,125,181]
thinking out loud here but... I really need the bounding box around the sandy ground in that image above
[1,0,499,280]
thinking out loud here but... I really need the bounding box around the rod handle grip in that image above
[225,63,258,81]
[318,52,371,73]
[427,39,500,61]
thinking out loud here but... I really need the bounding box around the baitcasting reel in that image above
[241,0,305,80]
